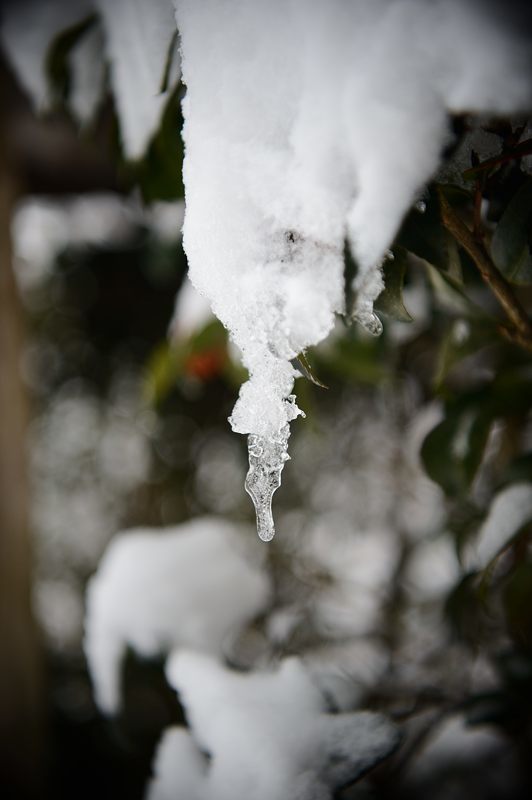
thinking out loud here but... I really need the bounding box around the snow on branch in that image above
[175,0,532,540]
[146,651,400,800]
[84,517,271,714]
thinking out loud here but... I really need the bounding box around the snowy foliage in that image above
[147,652,399,800]
[0,0,179,156]
[95,0,179,158]
[463,482,532,571]
[84,517,271,713]
[176,0,532,538]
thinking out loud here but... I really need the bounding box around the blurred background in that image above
[1,2,532,799]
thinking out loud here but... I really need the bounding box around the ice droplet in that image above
[353,309,383,337]
[415,199,426,213]
[245,424,290,542]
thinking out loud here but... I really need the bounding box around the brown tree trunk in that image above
[0,162,45,797]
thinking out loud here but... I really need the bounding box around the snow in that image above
[0,0,93,110]
[69,21,106,125]
[169,276,213,339]
[96,0,180,159]
[84,517,271,714]
[148,651,399,800]
[175,0,532,538]
[148,727,205,800]
[463,482,532,571]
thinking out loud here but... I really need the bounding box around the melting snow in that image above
[175,0,532,539]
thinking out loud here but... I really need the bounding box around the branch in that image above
[462,138,532,179]
[438,189,532,352]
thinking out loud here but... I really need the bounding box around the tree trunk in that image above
[0,162,45,797]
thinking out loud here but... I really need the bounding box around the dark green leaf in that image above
[434,319,499,388]
[291,351,328,388]
[421,403,492,497]
[491,178,532,285]
[395,185,462,278]
[131,86,185,201]
[503,562,532,647]
[374,248,413,322]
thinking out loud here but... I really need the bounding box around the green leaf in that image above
[421,401,492,497]
[318,335,387,386]
[491,178,532,285]
[374,248,413,322]
[424,261,483,318]
[434,318,499,388]
[396,185,462,278]
[503,562,532,647]
[291,351,328,388]
[130,86,185,202]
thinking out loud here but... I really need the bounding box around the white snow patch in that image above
[0,0,93,110]
[169,276,214,340]
[463,482,532,571]
[153,651,399,800]
[84,517,271,714]
[175,0,531,538]
[148,727,205,800]
[96,0,180,159]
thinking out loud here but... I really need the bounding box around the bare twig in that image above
[438,189,532,352]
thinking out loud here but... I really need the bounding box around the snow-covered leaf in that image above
[462,483,532,571]
[156,651,400,800]
[95,0,180,159]
[84,517,271,714]
[176,0,532,539]
[0,0,94,110]
[374,248,413,323]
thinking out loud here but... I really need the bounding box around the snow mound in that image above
[84,517,271,714]
[147,651,399,800]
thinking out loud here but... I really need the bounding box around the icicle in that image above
[245,424,291,542]
[353,309,383,337]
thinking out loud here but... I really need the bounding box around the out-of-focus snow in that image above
[148,727,205,800]
[176,0,531,450]
[1,0,180,158]
[84,517,271,713]
[463,482,532,571]
[69,21,106,125]
[169,276,213,339]
[95,0,180,159]
[12,195,181,291]
[0,0,93,110]
[148,651,399,800]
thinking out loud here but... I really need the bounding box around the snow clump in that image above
[175,0,532,538]
[84,517,271,714]
[147,651,400,800]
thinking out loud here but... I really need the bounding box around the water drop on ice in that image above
[415,200,426,213]
[245,424,290,542]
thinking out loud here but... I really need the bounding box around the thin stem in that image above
[463,138,532,179]
[438,189,532,352]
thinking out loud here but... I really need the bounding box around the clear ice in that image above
[245,424,291,542]
[353,309,383,337]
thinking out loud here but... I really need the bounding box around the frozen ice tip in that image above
[245,425,290,542]
[354,309,383,337]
